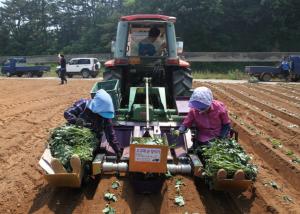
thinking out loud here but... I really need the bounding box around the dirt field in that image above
[0,78,299,214]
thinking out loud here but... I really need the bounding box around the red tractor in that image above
[103,14,193,108]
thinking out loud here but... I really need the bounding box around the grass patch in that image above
[192,69,248,80]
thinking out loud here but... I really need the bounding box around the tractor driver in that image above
[174,87,231,148]
[138,26,166,56]
[64,89,123,158]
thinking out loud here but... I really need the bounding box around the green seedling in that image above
[269,181,280,190]
[111,181,121,189]
[174,195,185,207]
[288,124,298,128]
[48,124,97,172]
[165,170,173,179]
[282,195,294,204]
[102,204,116,214]
[285,150,294,156]
[175,178,185,192]
[291,157,300,164]
[269,138,282,149]
[201,139,257,181]
[104,192,117,202]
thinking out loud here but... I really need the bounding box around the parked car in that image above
[245,55,300,82]
[56,58,101,78]
[1,58,50,77]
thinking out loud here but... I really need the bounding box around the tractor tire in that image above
[172,68,193,97]
[81,69,90,78]
[17,74,23,77]
[261,73,272,82]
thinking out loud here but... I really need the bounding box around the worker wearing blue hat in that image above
[64,89,122,157]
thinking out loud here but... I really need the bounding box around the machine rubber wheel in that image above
[6,72,12,77]
[67,74,73,78]
[172,68,193,97]
[261,73,272,82]
[17,74,23,77]
[27,71,33,78]
[81,69,90,78]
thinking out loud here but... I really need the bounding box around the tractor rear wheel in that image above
[172,68,193,97]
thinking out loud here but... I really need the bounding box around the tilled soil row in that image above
[256,84,300,100]
[237,84,300,112]
[231,121,300,213]
[277,84,300,94]
[1,79,299,214]
[0,80,97,214]
[198,82,300,156]
[249,84,300,105]
[217,84,300,125]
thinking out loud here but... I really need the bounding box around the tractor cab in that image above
[105,14,193,110]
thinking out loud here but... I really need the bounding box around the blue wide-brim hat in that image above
[87,89,115,119]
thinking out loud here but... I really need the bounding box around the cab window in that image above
[126,24,167,57]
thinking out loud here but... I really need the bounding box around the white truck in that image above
[56,57,101,78]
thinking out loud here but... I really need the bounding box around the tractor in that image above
[103,14,193,107]
[39,14,253,192]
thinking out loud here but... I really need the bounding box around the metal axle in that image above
[100,162,192,174]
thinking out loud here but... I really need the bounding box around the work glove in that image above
[75,118,85,127]
[172,125,187,137]
[172,130,180,137]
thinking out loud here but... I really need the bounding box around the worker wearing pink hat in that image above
[175,87,231,146]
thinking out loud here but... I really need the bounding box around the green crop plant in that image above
[201,139,258,184]
[48,124,97,172]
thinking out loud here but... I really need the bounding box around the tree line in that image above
[0,0,299,56]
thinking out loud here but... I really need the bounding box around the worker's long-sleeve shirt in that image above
[64,99,120,152]
[181,100,231,143]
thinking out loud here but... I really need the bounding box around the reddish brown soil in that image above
[0,79,299,214]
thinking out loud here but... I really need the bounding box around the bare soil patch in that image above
[0,79,299,213]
